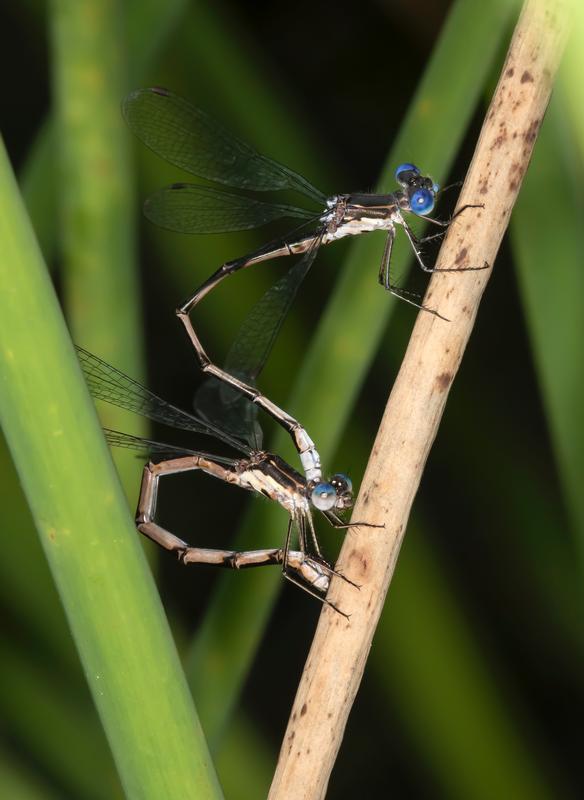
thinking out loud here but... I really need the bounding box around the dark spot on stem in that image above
[455,247,468,265]
[491,132,507,150]
[436,372,452,391]
[523,118,541,144]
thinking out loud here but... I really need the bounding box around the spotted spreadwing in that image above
[123,87,485,482]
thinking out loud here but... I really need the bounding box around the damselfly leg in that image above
[399,203,488,274]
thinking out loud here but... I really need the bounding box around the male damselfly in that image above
[123,87,485,481]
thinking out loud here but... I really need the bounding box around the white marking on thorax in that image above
[328,217,395,242]
[239,469,309,515]
[325,203,404,242]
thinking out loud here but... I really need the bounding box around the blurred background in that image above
[1,0,583,797]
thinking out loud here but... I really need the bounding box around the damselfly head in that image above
[310,473,353,511]
[395,163,439,217]
[330,473,353,509]
[395,162,421,185]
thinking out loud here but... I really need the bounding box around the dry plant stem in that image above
[268,1,570,798]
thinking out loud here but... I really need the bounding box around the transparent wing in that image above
[193,378,264,452]
[224,231,325,381]
[122,87,326,204]
[194,231,325,443]
[144,183,317,234]
[103,428,237,465]
[76,346,249,455]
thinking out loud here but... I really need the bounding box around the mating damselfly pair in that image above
[81,87,485,612]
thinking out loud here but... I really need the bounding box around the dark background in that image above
[1,1,582,798]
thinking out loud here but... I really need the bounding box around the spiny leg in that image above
[420,202,484,230]
[378,228,395,289]
[378,231,448,320]
[299,513,364,592]
[437,180,463,196]
[319,510,385,590]
[322,509,384,531]
[282,532,351,617]
[281,518,329,598]
[303,510,324,559]
[401,209,488,274]
[289,549,365,618]
[282,517,360,607]
[282,569,350,618]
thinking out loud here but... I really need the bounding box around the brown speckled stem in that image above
[268,1,570,798]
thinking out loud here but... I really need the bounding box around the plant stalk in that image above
[268,1,570,797]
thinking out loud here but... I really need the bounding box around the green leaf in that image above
[0,137,222,800]
[512,93,584,562]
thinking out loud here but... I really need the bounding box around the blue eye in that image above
[330,473,353,494]
[410,188,435,216]
[311,482,337,511]
[395,162,420,183]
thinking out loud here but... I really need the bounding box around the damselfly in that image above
[77,346,366,612]
[123,87,484,481]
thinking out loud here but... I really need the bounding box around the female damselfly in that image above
[77,346,370,613]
